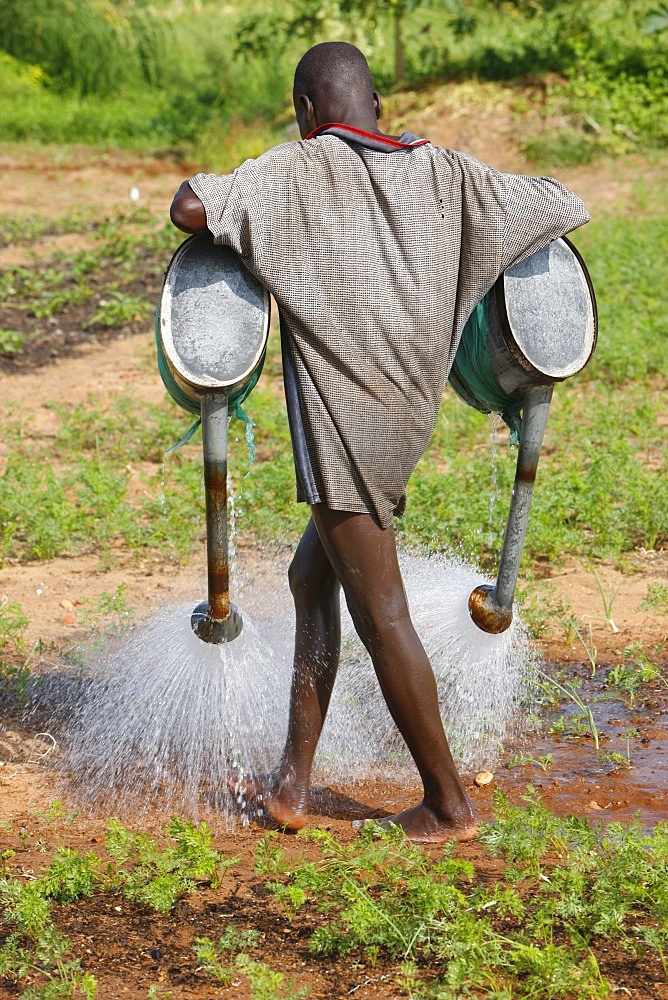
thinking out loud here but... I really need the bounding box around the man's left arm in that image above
[170,180,208,234]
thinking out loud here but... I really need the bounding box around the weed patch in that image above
[1,800,667,997]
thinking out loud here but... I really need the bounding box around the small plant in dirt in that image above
[0,596,28,651]
[193,926,261,985]
[32,801,80,837]
[606,643,667,705]
[255,832,288,875]
[583,566,621,633]
[39,848,102,904]
[0,657,31,707]
[0,877,97,998]
[105,815,237,914]
[74,584,134,632]
[568,618,598,675]
[506,751,554,772]
[0,328,24,354]
[638,582,668,615]
[597,748,632,770]
[235,954,310,1000]
[86,291,151,329]
[0,598,32,706]
[515,582,572,638]
[536,668,601,751]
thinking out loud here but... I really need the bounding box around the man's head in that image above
[293,42,381,138]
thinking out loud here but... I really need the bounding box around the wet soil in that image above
[0,136,667,997]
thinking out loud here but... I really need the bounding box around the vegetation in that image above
[0,7,665,1000]
[0,181,665,570]
[2,800,667,996]
[0,0,665,163]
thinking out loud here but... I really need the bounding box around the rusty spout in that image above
[469,384,553,634]
[191,391,243,644]
[468,584,514,634]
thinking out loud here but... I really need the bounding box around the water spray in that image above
[157,234,270,644]
[450,238,598,634]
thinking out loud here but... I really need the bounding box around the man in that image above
[171,41,588,842]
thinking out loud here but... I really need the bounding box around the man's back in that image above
[190,127,588,525]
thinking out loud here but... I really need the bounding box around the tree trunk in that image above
[394,4,405,87]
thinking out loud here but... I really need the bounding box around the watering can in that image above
[158,233,270,643]
[449,237,598,634]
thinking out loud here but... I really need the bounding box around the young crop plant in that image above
[506,752,554,772]
[87,291,151,329]
[193,926,261,985]
[583,567,620,633]
[638,582,668,615]
[0,596,29,651]
[606,645,667,706]
[254,832,288,875]
[74,584,134,632]
[537,668,601,752]
[236,954,310,1000]
[194,929,309,998]
[266,823,475,964]
[38,848,101,904]
[0,328,24,354]
[104,815,238,913]
[570,619,598,675]
[0,876,97,998]
[515,582,572,639]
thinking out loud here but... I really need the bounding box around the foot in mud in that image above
[229,769,309,831]
[353,801,478,844]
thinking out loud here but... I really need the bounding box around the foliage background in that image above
[0,0,665,164]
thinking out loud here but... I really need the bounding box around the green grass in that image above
[0,171,665,572]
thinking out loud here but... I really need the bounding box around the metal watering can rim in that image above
[159,233,270,395]
[491,235,598,383]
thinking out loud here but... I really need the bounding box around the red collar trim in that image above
[305,122,428,148]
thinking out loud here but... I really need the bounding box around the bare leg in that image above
[235,517,341,829]
[238,506,476,842]
[311,506,476,843]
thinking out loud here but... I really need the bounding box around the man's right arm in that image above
[170,180,208,234]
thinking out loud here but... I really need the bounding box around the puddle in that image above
[495,665,668,826]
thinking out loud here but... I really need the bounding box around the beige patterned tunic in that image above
[189,125,589,527]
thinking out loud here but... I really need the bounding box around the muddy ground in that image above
[0,119,667,998]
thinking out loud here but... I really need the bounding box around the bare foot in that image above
[228,769,309,831]
[353,802,478,844]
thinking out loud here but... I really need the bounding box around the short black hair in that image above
[293,42,374,101]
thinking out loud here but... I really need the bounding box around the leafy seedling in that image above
[570,619,598,675]
[606,648,667,705]
[0,329,24,354]
[193,926,261,985]
[507,752,554,772]
[638,582,668,615]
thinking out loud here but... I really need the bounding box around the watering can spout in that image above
[191,600,243,644]
[157,234,270,647]
[468,584,513,634]
[454,237,597,636]
[468,384,554,634]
